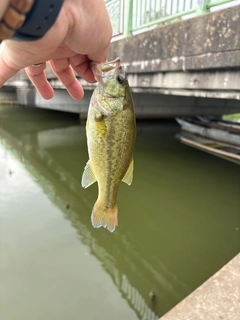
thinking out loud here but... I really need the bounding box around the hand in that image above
[0,0,112,100]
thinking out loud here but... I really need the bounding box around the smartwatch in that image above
[11,0,64,41]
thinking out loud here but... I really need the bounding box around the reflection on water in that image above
[0,105,239,319]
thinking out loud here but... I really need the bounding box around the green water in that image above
[0,104,239,320]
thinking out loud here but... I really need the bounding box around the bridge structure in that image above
[2,0,240,117]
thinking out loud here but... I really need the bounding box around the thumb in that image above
[87,44,110,64]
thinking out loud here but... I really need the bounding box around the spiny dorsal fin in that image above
[122,158,134,186]
[81,160,97,188]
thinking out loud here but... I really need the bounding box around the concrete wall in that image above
[108,4,240,73]
[0,86,17,104]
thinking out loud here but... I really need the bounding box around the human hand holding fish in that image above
[0,0,112,100]
[82,58,136,232]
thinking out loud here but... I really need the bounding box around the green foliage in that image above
[222,113,240,122]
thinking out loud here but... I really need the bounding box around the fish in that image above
[81,57,136,232]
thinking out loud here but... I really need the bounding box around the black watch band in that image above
[11,0,64,41]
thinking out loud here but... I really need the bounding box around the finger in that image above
[49,58,84,100]
[25,63,54,100]
[0,54,19,87]
[70,55,95,83]
[87,44,110,64]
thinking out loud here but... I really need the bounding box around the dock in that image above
[160,253,240,320]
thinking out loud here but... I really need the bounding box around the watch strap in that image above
[11,0,64,41]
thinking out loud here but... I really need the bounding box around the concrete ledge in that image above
[160,253,240,320]
[13,86,240,117]
[16,87,91,115]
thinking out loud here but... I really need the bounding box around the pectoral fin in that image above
[81,160,97,188]
[122,158,134,186]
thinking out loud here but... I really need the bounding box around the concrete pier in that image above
[160,253,240,320]
[12,85,240,118]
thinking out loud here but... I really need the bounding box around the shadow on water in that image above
[0,105,239,318]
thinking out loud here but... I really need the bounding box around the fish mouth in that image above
[91,57,121,84]
[91,58,125,117]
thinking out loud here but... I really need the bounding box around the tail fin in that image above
[91,200,118,233]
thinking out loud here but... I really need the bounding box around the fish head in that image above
[91,58,131,116]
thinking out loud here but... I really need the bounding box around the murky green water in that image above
[0,104,239,319]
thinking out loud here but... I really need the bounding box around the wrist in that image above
[0,0,64,42]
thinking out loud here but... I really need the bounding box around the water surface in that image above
[0,104,239,319]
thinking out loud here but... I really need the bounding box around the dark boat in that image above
[176,116,240,164]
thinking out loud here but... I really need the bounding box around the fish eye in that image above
[117,75,125,85]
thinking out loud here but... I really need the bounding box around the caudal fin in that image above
[91,201,118,233]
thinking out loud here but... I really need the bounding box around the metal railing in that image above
[207,0,235,9]
[105,0,124,36]
[105,0,238,37]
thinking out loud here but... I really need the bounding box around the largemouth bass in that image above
[82,58,136,232]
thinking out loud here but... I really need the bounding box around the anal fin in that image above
[122,158,134,186]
